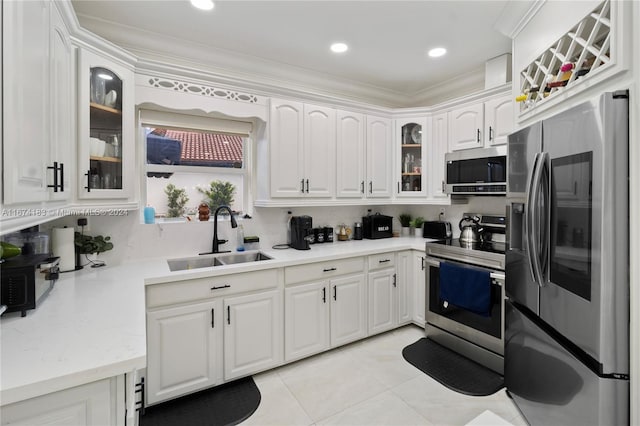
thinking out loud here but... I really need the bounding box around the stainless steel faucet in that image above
[199,205,238,255]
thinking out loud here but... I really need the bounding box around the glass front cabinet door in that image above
[395,117,427,197]
[78,48,134,200]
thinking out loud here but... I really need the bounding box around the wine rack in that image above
[518,0,611,113]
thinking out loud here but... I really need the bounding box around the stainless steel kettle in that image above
[459,215,483,243]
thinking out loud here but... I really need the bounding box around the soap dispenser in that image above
[236,224,245,252]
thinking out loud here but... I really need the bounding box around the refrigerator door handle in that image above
[526,152,547,287]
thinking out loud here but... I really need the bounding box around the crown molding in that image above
[408,67,486,108]
[494,0,547,39]
[74,13,408,107]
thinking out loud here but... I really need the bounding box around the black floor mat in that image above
[402,337,504,396]
[140,377,261,426]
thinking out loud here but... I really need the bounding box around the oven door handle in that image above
[425,257,504,285]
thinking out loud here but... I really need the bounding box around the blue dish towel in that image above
[439,262,492,317]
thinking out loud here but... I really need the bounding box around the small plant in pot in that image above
[164,183,189,219]
[197,180,236,214]
[74,232,113,268]
[399,213,412,236]
[411,216,425,238]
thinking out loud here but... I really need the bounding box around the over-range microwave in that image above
[444,146,507,195]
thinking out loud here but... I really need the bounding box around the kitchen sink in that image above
[216,251,272,265]
[167,256,225,271]
[167,251,273,271]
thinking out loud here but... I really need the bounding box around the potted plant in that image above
[164,183,189,219]
[411,216,425,238]
[74,232,114,267]
[197,180,236,214]
[399,213,412,236]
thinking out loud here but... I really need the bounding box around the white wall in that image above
[41,196,505,266]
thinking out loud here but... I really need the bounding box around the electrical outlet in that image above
[439,208,446,220]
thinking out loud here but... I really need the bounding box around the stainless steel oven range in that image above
[424,213,506,374]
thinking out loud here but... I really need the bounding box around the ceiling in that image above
[71,1,513,107]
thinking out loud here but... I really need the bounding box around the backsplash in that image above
[40,197,506,266]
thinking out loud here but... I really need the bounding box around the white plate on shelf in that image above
[411,126,421,144]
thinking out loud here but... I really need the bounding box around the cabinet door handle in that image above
[85,170,91,192]
[393,273,397,287]
[47,162,59,192]
[301,179,305,193]
[442,180,445,192]
[379,259,391,263]
[489,126,494,141]
[305,179,309,193]
[227,305,231,325]
[361,181,365,194]
[398,182,401,193]
[477,129,481,143]
[323,267,337,272]
[322,287,326,303]
[211,284,231,290]
[421,256,425,271]
[333,286,337,301]
[369,181,373,194]
[59,163,64,192]
[211,308,215,328]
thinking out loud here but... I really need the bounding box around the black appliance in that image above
[444,146,507,195]
[422,221,452,239]
[505,91,629,425]
[289,215,313,250]
[362,214,392,239]
[424,214,506,374]
[1,254,60,317]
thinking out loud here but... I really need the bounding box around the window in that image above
[140,109,253,221]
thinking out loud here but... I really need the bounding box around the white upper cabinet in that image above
[270,99,335,198]
[395,117,427,198]
[484,95,515,146]
[336,110,366,198]
[3,0,72,205]
[429,113,449,200]
[448,96,514,151]
[448,103,485,151]
[77,48,135,201]
[303,104,336,197]
[366,115,393,198]
[270,99,304,197]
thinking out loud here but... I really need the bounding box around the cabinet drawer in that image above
[368,252,396,270]
[285,257,364,285]
[147,269,279,308]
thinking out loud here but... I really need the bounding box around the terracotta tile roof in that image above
[150,129,243,167]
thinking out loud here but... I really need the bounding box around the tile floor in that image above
[242,325,528,426]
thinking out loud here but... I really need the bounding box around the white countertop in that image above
[0,237,431,405]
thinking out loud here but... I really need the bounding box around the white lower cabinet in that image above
[330,274,368,347]
[368,268,397,335]
[146,300,223,405]
[146,270,282,405]
[224,290,283,381]
[284,274,366,362]
[1,377,122,426]
[396,250,413,325]
[413,251,427,326]
[284,281,330,362]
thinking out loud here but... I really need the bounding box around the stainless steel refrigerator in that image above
[505,91,629,425]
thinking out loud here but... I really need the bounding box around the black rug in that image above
[140,377,261,426]
[402,337,504,396]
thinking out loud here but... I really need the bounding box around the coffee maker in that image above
[289,215,313,250]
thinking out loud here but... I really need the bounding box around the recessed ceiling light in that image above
[428,47,447,58]
[330,43,349,54]
[191,0,214,11]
